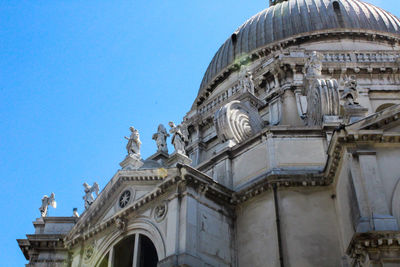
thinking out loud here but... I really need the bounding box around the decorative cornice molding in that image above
[196,31,400,106]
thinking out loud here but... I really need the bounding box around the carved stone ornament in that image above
[39,193,56,217]
[154,201,168,223]
[306,79,340,126]
[239,68,255,95]
[168,121,188,155]
[119,190,132,208]
[83,182,99,210]
[152,124,169,153]
[83,243,95,262]
[341,75,359,106]
[115,217,126,231]
[305,51,323,79]
[214,100,263,146]
[124,126,142,158]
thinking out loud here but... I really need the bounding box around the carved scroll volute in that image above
[306,79,340,126]
[214,100,263,146]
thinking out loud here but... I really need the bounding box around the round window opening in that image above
[119,190,131,208]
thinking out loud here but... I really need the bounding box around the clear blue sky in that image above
[0,0,398,265]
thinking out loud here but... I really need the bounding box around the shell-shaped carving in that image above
[306,79,339,126]
[214,100,263,145]
[229,107,253,143]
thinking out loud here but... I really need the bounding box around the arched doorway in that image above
[97,233,159,267]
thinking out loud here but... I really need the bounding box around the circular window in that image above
[119,190,131,208]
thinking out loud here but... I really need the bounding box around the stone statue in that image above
[124,126,141,158]
[168,121,188,155]
[39,193,57,217]
[341,75,359,106]
[239,71,255,94]
[83,182,99,210]
[152,124,169,153]
[73,208,79,218]
[305,51,323,78]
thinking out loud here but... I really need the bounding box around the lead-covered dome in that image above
[198,0,400,101]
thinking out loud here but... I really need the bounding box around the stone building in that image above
[17,0,400,266]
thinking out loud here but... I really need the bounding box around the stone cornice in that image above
[195,30,400,107]
[347,231,400,260]
[65,168,174,243]
[64,165,233,248]
[17,234,67,260]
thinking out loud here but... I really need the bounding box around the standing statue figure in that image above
[341,75,359,106]
[83,182,99,210]
[305,51,323,78]
[152,124,169,153]
[39,193,57,217]
[124,126,141,158]
[168,121,188,155]
[239,71,255,95]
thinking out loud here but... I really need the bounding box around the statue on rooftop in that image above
[341,75,360,106]
[83,182,99,210]
[152,124,169,153]
[239,70,255,95]
[124,126,141,158]
[39,193,57,217]
[73,208,79,218]
[168,121,188,155]
[305,51,323,78]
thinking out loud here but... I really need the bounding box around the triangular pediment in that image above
[346,104,400,132]
[65,167,179,242]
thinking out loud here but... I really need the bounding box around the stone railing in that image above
[322,51,399,63]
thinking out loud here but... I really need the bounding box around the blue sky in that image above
[0,0,398,265]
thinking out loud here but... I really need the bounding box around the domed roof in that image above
[198,0,400,100]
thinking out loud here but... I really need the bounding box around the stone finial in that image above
[168,122,188,155]
[83,182,99,210]
[39,193,56,217]
[152,124,169,153]
[124,126,141,158]
[305,51,323,79]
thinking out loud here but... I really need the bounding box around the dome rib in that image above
[197,0,400,100]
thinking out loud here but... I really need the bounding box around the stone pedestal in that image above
[166,152,192,167]
[119,155,144,170]
[343,104,368,124]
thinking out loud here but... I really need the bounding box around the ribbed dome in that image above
[198,0,400,99]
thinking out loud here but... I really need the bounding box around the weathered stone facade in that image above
[18,0,400,266]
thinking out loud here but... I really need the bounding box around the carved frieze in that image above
[153,201,168,223]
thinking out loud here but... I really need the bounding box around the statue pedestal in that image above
[343,104,368,124]
[120,155,144,170]
[166,152,192,167]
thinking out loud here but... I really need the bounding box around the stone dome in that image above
[198,0,400,101]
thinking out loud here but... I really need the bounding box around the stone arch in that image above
[93,217,166,266]
[376,103,396,113]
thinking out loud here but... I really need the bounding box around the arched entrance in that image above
[97,233,159,267]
